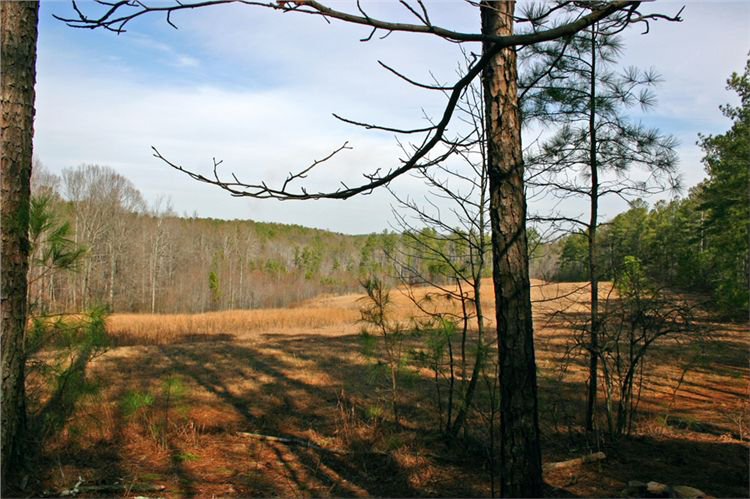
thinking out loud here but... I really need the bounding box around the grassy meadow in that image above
[30,280,748,497]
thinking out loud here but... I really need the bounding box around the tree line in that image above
[28,163,408,314]
[29,161,496,315]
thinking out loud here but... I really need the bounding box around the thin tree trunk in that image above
[0,0,39,485]
[109,240,116,311]
[459,278,468,384]
[446,331,455,432]
[230,257,235,309]
[450,128,490,438]
[150,254,157,314]
[150,237,157,314]
[48,272,55,311]
[481,2,543,496]
[450,275,486,437]
[150,223,163,314]
[238,253,244,308]
[82,258,90,309]
[72,216,78,308]
[450,319,483,437]
[600,351,614,435]
[586,25,600,433]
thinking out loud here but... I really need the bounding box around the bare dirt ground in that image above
[29,280,749,497]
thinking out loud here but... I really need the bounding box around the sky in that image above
[34,1,750,234]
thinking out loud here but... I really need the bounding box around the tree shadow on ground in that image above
[86,333,485,497]
[29,322,750,498]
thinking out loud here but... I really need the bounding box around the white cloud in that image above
[33,57,425,232]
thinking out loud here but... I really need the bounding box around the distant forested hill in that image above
[29,163,395,314]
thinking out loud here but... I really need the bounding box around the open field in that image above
[31,280,748,497]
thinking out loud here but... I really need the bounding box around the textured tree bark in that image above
[1,0,39,485]
[481,1,543,496]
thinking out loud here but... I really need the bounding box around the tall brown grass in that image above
[105,279,596,346]
[107,307,362,346]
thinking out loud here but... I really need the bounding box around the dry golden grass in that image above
[107,307,362,345]
[105,285,465,345]
[106,279,595,345]
[105,278,748,436]
[102,279,749,436]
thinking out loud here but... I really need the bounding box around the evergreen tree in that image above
[696,57,749,315]
[208,270,221,310]
[522,21,678,431]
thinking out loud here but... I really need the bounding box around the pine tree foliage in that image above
[522,22,679,222]
[695,58,750,314]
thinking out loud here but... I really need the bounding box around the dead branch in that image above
[542,451,606,471]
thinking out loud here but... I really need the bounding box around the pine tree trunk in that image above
[1,0,39,485]
[481,2,543,496]
[586,25,600,433]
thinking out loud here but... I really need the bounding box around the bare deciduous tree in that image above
[61,164,146,310]
[386,60,490,440]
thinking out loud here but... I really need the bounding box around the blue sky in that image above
[34,1,750,234]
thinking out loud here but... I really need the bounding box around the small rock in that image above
[647,481,671,497]
[672,485,706,498]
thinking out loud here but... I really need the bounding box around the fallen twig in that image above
[81,484,166,492]
[238,431,348,454]
[59,480,166,497]
[543,451,606,471]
